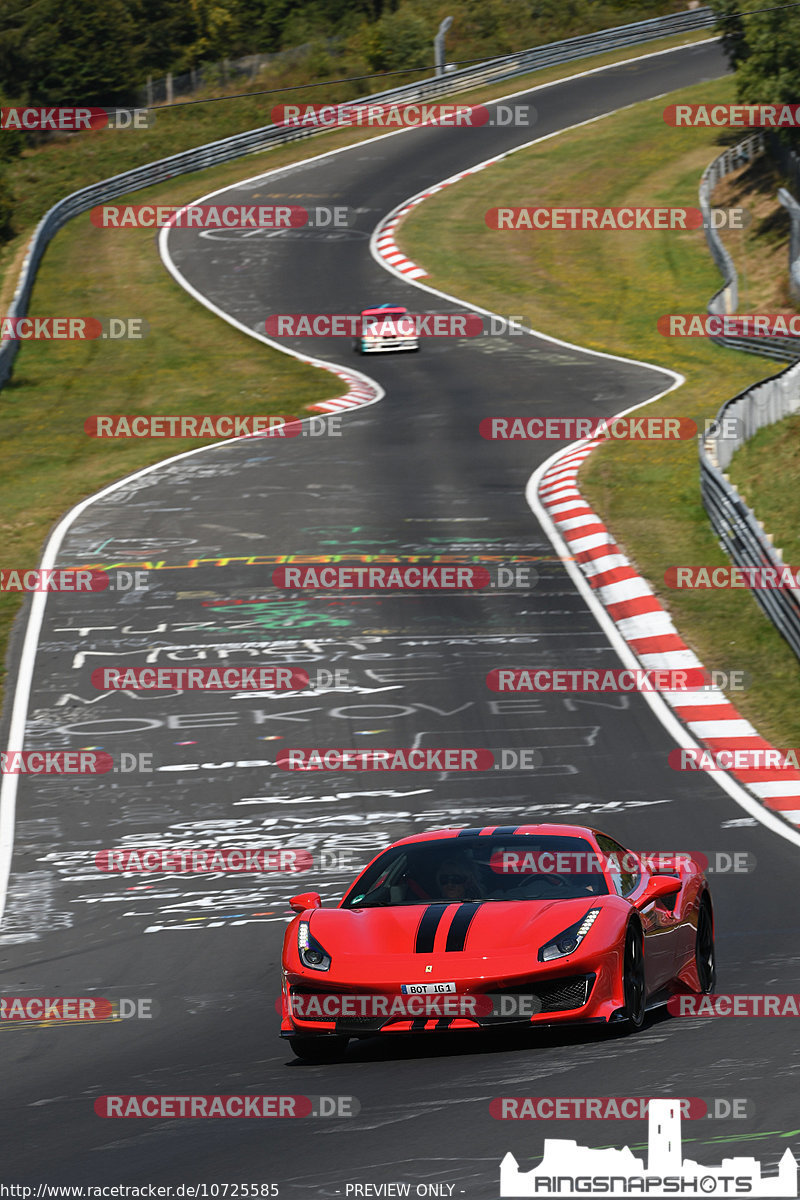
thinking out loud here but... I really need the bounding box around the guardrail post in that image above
[435,17,453,76]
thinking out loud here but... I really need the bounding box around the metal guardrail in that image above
[0,5,716,386]
[699,136,800,659]
[699,362,800,658]
[699,132,800,361]
[777,186,800,302]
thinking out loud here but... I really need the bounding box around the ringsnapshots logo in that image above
[499,1097,797,1197]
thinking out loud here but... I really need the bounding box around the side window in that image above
[596,835,640,897]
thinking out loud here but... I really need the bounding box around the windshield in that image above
[342,835,610,907]
[363,310,408,330]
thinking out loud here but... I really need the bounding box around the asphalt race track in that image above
[3,39,799,1196]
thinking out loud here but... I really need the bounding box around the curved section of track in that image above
[3,41,797,1196]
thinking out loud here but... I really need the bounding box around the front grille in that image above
[288,986,395,1031]
[494,973,596,1014]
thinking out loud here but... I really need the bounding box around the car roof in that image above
[387,824,607,848]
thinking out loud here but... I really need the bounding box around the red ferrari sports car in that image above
[279,823,715,1060]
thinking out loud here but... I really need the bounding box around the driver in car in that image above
[435,856,483,902]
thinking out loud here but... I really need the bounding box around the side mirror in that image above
[289,892,321,914]
[633,875,681,910]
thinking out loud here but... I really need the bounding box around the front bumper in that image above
[359,338,418,353]
[280,970,613,1038]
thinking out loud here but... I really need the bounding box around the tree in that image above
[362,8,431,72]
[128,0,199,75]
[1,0,138,104]
[707,0,750,69]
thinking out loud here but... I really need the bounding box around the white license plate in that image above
[401,982,456,995]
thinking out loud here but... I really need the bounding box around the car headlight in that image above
[538,909,600,962]
[298,920,332,971]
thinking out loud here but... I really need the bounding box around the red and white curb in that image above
[538,444,800,827]
[372,155,508,279]
[305,361,381,413]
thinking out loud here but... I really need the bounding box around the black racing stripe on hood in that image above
[415,904,450,953]
[493,825,519,836]
[456,828,484,838]
[445,902,482,952]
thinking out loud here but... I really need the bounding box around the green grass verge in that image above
[399,73,800,749]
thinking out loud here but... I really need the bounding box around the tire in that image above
[289,1035,349,1062]
[695,896,716,994]
[619,922,646,1032]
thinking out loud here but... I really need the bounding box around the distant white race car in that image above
[356,304,419,354]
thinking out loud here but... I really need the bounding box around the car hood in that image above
[306,897,607,962]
